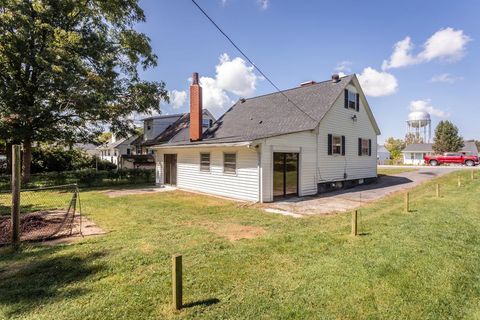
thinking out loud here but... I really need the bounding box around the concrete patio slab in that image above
[264,167,459,216]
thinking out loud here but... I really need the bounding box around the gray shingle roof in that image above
[143,110,214,146]
[402,143,434,152]
[157,74,363,146]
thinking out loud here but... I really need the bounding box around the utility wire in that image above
[190,0,316,121]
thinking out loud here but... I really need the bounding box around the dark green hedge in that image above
[0,168,155,190]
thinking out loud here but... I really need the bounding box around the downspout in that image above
[248,142,262,203]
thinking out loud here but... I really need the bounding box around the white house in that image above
[402,141,479,165]
[96,112,217,169]
[97,135,139,166]
[151,73,380,202]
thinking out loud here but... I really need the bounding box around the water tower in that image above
[406,111,431,143]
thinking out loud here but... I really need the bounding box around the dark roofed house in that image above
[150,72,381,202]
[402,141,479,165]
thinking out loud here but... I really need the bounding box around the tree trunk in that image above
[22,139,32,183]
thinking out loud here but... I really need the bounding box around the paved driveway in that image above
[264,167,460,217]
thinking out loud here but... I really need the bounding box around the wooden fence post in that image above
[11,145,21,248]
[352,210,358,236]
[172,254,183,310]
[404,192,409,213]
[436,184,440,198]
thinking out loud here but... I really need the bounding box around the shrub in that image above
[0,168,155,190]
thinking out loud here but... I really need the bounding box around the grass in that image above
[1,171,480,319]
[378,167,418,176]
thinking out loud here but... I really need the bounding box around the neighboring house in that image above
[97,111,216,169]
[151,73,380,202]
[377,145,390,165]
[402,141,479,165]
[74,143,99,157]
[97,135,139,167]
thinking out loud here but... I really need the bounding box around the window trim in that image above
[200,152,211,172]
[223,152,237,175]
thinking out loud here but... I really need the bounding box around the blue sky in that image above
[135,0,479,143]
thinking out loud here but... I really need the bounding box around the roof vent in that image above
[331,74,340,83]
[240,98,246,103]
[300,80,316,87]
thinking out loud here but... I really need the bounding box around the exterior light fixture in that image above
[351,115,357,122]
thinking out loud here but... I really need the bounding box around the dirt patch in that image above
[103,186,176,198]
[202,222,266,242]
[0,211,105,246]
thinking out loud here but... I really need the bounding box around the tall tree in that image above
[384,137,405,162]
[432,120,464,154]
[0,0,168,181]
[404,133,424,145]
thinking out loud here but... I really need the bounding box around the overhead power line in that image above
[189,0,316,121]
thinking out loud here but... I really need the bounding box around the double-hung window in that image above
[223,153,237,174]
[348,91,357,109]
[200,153,211,172]
[332,136,342,155]
[328,134,345,156]
[358,138,372,156]
[344,89,359,111]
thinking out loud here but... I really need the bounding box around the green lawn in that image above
[1,171,480,319]
[378,166,418,176]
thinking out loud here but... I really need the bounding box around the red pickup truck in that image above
[424,153,479,166]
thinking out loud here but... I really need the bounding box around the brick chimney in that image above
[190,72,203,141]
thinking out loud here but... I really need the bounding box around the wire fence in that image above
[0,184,82,245]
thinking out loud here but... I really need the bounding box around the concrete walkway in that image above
[264,167,459,217]
[103,186,176,198]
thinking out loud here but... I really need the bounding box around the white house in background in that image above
[402,141,479,165]
[97,111,216,169]
[97,135,139,166]
[150,73,380,202]
[377,145,390,165]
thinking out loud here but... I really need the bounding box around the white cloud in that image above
[258,0,269,9]
[335,61,352,73]
[430,73,463,84]
[199,76,234,110]
[382,28,471,70]
[357,67,398,97]
[409,99,449,118]
[382,37,419,70]
[337,72,347,78]
[216,53,257,96]
[419,28,471,62]
[189,53,258,111]
[168,90,187,109]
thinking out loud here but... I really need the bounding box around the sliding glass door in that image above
[273,153,299,198]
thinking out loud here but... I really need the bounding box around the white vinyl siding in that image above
[156,147,259,202]
[317,83,377,182]
[260,131,317,202]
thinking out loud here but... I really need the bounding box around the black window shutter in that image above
[328,134,332,155]
[358,138,362,156]
[368,139,372,156]
[356,93,360,112]
[341,135,345,156]
[344,89,348,109]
